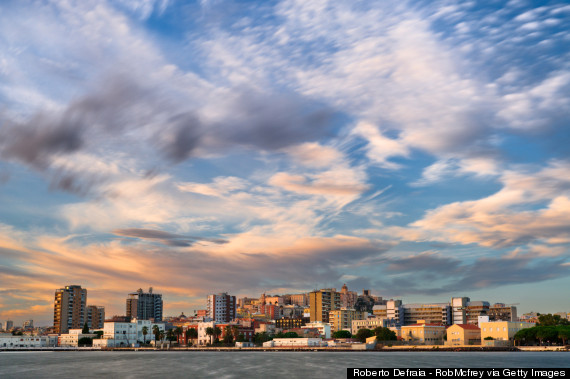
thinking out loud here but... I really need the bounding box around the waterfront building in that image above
[400,321,446,344]
[54,285,87,334]
[126,288,163,322]
[329,308,365,333]
[402,303,450,326]
[480,321,535,343]
[93,319,165,348]
[309,288,341,323]
[263,338,323,347]
[446,324,481,346]
[0,335,52,348]
[207,293,236,323]
[87,305,105,329]
[351,317,392,336]
[301,321,331,339]
[58,329,96,347]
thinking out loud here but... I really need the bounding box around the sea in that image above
[0,351,568,379]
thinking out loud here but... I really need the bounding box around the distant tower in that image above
[126,287,163,322]
[54,285,87,334]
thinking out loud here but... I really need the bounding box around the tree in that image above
[374,327,397,341]
[557,326,570,345]
[536,326,558,346]
[82,322,89,334]
[186,328,198,346]
[236,333,245,343]
[152,325,161,345]
[78,337,93,347]
[174,327,183,344]
[254,332,272,345]
[283,331,299,338]
[213,326,222,343]
[206,327,214,345]
[142,326,148,345]
[355,328,374,343]
[333,330,352,339]
[538,314,561,326]
[93,331,103,340]
[484,336,494,340]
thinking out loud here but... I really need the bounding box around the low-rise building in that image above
[480,321,535,343]
[263,338,322,347]
[351,317,390,336]
[401,321,446,344]
[0,334,52,348]
[446,324,481,346]
[301,321,331,339]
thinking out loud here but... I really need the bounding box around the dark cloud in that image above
[374,253,570,296]
[0,73,334,196]
[113,228,228,247]
[221,89,334,150]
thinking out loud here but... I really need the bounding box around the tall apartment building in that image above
[87,305,106,329]
[309,288,341,323]
[5,320,13,331]
[126,288,163,322]
[373,299,404,326]
[22,320,34,330]
[207,293,236,323]
[54,285,87,334]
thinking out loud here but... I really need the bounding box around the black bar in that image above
[347,368,570,379]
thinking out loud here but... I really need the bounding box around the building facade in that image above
[54,285,87,334]
[329,308,365,333]
[480,321,534,342]
[87,305,105,329]
[446,324,481,346]
[207,293,236,323]
[401,321,446,344]
[126,288,163,322]
[309,288,341,323]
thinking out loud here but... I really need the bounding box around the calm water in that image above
[0,351,568,378]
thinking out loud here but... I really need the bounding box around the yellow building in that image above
[401,320,446,344]
[309,289,341,323]
[446,324,481,346]
[329,308,365,333]
[480,321,535,342]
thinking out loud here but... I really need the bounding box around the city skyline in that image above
[1,0,569,326]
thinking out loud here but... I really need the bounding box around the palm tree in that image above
[174,327,183,345]
[186,328,198,346]
[213,326,222,344]
[205,327,214,345]
[142,326,148,345]
[159,330,165,348]
[152,325,160,346]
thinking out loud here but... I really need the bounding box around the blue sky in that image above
[0,0,569,325]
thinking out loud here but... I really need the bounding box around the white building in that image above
[58,331,96,347]
[301,321,331,339]
[263,338,323,347]
[0,334,51,348]
[93,319,165,347]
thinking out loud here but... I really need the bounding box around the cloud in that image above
[391,160,570,248]
[113,228,228,246]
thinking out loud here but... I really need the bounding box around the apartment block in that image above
[329,308,365,333]
[54,285,87,334]
[87,305,105,329]
[207,293,236,323]
[309,288,341,323]
[126,288,163,322]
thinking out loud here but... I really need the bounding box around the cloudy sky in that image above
[1,0,569,326]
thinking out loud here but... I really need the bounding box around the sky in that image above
[0,0,569,326]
